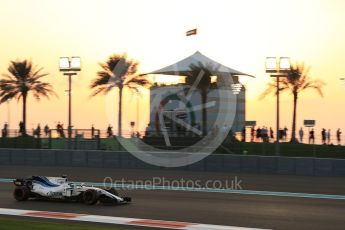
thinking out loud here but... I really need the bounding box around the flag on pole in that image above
[186,28,197,36]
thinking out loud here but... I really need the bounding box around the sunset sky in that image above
[0,0,345,136]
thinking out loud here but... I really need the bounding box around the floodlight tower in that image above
[59,57,81,140]
[265,57,290,156]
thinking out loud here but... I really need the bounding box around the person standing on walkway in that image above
[44,125,50,137]
[91,125,95,138]
[19,121,24,136]
[321,128,326,144]
[309,128,315,144]
[336,128,342,145]
[283,126,288,141]
[56,123,65,138]
[2,123,8,138]
[35,124,41,138]
[256,127,262,142]
[251,127,255,142]
[107,125,113,137]
[327,129,331,145]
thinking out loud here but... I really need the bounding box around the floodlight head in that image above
[279,57,290,72]
[265,57,277,73]
[70,56,81,71]
[59,57,70,71]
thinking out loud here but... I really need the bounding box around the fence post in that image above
[48,130,52,149]
[97,129,101,150]
[73,129,77,150]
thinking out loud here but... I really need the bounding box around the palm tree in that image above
[90,54,150,137]
[0,60,56,136]
[185,62,215,136]
[261,62,324,142]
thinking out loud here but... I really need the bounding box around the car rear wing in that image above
[13,179,26,186]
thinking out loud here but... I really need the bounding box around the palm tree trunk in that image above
[291,92,298,142]
[118,86,123,137]
[22,93,27,136]
[201,90,207,136]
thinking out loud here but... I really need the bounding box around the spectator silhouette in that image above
[60,124,65,138]
[56,122,65,138]
[145,123,153,137]
[34,124,41,138]
[336,128,342,145]
[44,125,50,137]
[19,121,24,136]
[321,128,326,144]
[2,123,8,138]
[327,129,331,145]
[261,127,268,142]
[256,127,261,142]
[107,125,113,137]
[309,128,315,144]
[283,126,288,141]
[56,122,61,137]
[91,125,95,138]
[251,127,255,142]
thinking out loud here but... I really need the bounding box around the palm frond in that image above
[0,59,55,104]
[89,86,109,97]
[90,53,149,97]
[185,62,214,91]
[261,61,324,99]
[125,76,151,88]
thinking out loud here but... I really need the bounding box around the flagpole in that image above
[186,28,198,52]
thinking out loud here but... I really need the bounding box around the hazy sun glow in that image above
[0,0,344,134]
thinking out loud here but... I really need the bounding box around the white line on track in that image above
[0,208,269,230]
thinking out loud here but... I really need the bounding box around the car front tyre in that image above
[82,189,98,205]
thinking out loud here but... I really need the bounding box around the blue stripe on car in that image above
[39,176,59,187]
[32,176,59,187]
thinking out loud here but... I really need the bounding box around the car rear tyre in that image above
[82,189,98,205]
[13,187,29,201]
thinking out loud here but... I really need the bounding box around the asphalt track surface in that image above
[0,166,345,230]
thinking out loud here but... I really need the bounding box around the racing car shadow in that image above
[24,198,131,206]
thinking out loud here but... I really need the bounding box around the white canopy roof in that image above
[145,51,254,77]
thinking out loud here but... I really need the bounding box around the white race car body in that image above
[13,176,131,205]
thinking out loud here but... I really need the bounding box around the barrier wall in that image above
[0,148,344,176]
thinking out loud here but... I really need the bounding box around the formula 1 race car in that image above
[13,176,131,205]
